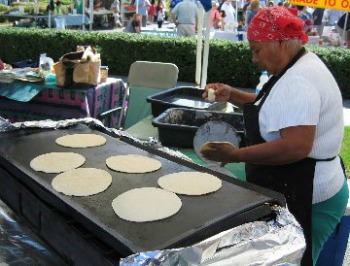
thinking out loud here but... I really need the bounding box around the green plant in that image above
[0,4,10,13]
[0,28,349,99]
[341,126,350,178]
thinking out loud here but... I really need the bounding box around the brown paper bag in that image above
[54,50,101,87]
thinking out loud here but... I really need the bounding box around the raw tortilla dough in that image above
[106,154,162,173]
[30,152,85,173]
[56,134,107,148]
[52,168,112,196]
[112,187,182,222]
[207,88,216,102]
[158,171,222,195]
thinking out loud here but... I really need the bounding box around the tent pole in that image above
[343,12,349,47]
[195,5,204,85]
[201,10,211,88]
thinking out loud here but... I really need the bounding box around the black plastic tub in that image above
[152,108,245,148]
[147,86,230,117]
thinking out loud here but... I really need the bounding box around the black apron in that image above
[243,48,335,266]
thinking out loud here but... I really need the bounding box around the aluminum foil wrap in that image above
[120,206,305,266]
[0,199,64,265]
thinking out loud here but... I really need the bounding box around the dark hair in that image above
[219,10,226,18]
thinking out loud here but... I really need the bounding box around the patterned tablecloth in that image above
[0,78,126,128]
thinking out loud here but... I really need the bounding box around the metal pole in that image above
[48,10,51,28]
[195,5,204,85]
[201,10,211,88]
[89,0,94,30]
[343,12,349,47]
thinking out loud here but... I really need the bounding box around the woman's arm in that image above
[202,125,316,165]
[204,83,257,109]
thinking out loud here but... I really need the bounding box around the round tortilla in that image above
[158,171,222,196]
[112,187,182,222]
[200,141,237,153]
[56,134,106,148]
[52,168,112,196]
[30,152,86,173]
[106,154,162,173]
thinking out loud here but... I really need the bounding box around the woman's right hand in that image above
[203,83,232,102]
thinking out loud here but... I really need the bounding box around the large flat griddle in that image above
[0,123,285,258]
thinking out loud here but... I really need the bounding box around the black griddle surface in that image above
[0,124,285,257]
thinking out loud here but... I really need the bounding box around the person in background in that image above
[219,9,226,25]
[156,0,164,28]
[237,7,245,27]
[169,0,182,23]
[148,0,157,24]
[327,9,344,26]
[297,5,313,33]
[245,0,260,26]
[322,9,329,30]
[124,13,142,33]
[312,8,325,36]
[171,0,198,37]
[55,0,64,15]
[47,0,55,13]
[202,7,348,265]
[283,1,290,8]
[220,0,236,30]
[111,0,123,27]
[277,1,283,6]
[136,0,151,27]
[211,1,223,30]
[267,0,274,7]
[73,0,84,14]
[337,12,350,46]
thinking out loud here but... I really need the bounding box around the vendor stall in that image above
[0,77,126,128]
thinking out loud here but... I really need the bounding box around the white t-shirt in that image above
[220,2,236,26]
[258,52,344,204]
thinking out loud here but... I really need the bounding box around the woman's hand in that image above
[200,142,239,164]
[203,83,232,103]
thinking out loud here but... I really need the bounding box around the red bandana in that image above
[247,7,308,44]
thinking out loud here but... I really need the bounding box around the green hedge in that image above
[0,28,349,99]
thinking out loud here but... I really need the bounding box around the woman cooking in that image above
[202,7,348,266]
